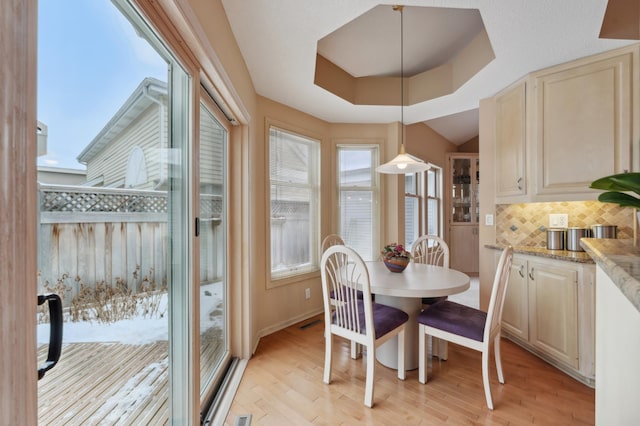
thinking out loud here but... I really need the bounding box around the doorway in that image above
[36,1,230,422]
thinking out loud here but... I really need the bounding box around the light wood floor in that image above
[225,314,594,425]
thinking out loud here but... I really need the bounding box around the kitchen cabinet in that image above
[489,44,639,204]
[447,153,479,274]
[495,80,526,200]
[502,256,528,340]
[532,49,633,197]
[449,225,478,273]
[499,252,595,386]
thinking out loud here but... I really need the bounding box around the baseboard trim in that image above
[252,308,324,354]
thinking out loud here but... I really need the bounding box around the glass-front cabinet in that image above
[447,153,480,274]
[450,154,479,224]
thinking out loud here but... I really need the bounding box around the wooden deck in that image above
[38,342,169,425]
[38,337,224,425]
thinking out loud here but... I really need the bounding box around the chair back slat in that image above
[321,245,372,337]
[484,246,514,341]
[411,235,450,268]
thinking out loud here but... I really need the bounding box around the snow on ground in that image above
[37,282,223,345]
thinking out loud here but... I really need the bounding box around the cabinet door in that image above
[495,81,526,198]
[502,256,528,340]
[528,260,579,368]
[534,52,632,195]
[450,156,478,224]
[449,225,478,274]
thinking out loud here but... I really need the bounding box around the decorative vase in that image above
[383,257,409,273]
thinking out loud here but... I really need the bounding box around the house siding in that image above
[86,103,167,189]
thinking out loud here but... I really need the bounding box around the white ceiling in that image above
[220,0,635,145]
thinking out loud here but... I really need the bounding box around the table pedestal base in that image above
[375,294,422,370]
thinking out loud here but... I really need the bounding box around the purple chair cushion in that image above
[417,300,487,342]
[332,301,409,339]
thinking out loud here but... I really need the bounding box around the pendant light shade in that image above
[377,5,431,175]
[376,144,431,174]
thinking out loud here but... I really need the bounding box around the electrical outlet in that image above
[305,288,311,299]
[485,214,494,226]
[549,213,568,228]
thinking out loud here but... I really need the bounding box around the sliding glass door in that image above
[36,0,231,423]
[198,92,230,410]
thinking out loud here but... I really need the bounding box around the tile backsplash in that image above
[495,201,635,247]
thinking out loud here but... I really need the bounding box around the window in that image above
[426,166,442,236]
[405,173,421,250]
[269,127,320,280]
[405,166,442,251]
[337,145,379,261]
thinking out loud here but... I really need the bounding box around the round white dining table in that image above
[366,261,470,370]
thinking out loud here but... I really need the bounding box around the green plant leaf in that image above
[590,173,640,195]
[610,175,640,195]
[598,191,640,209]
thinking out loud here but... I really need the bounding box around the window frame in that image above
[267,123,321,286]
[336,144,380,262]
[404,173,423,251]
[426,165,443,237]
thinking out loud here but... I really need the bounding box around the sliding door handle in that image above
[38,293,63,380]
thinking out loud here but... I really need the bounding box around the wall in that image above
[595,266,640,424]
[478,97,497,310]
[37,167,87,185]
[251,96,329,340]
[457,135,479,152]
[251,99,458,343]
[87,104,162,189]
[496,201,634,247]
[405,122,457,170]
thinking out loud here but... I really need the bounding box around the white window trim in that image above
[426,165,444,237]
[336,144,380,262]
[266,121,321,287]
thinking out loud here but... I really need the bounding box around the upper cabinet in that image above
[495,80,526,199]
[532,50,633,197]
[492,44,639,203]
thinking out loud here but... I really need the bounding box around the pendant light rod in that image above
[395,5,405,147]
[377,5,431,174]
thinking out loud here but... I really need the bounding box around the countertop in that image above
[580,238,640,313]
[484,244,595,264]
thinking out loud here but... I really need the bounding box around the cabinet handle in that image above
[518,265,525,278]
[528,267,535,281]
[517,177,523,190]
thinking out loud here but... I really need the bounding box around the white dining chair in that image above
[411,234,450,357]
[320,233,363,359]
[411,234,450,306]
[417,245,513,410]
[321,245,409,408]
[321,233,344,252]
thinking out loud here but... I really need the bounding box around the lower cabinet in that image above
[450,225,479,274]
[499,252,595,386]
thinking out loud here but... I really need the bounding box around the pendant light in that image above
[377,5,431,175]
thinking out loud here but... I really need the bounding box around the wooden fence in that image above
[37,184,222,304]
